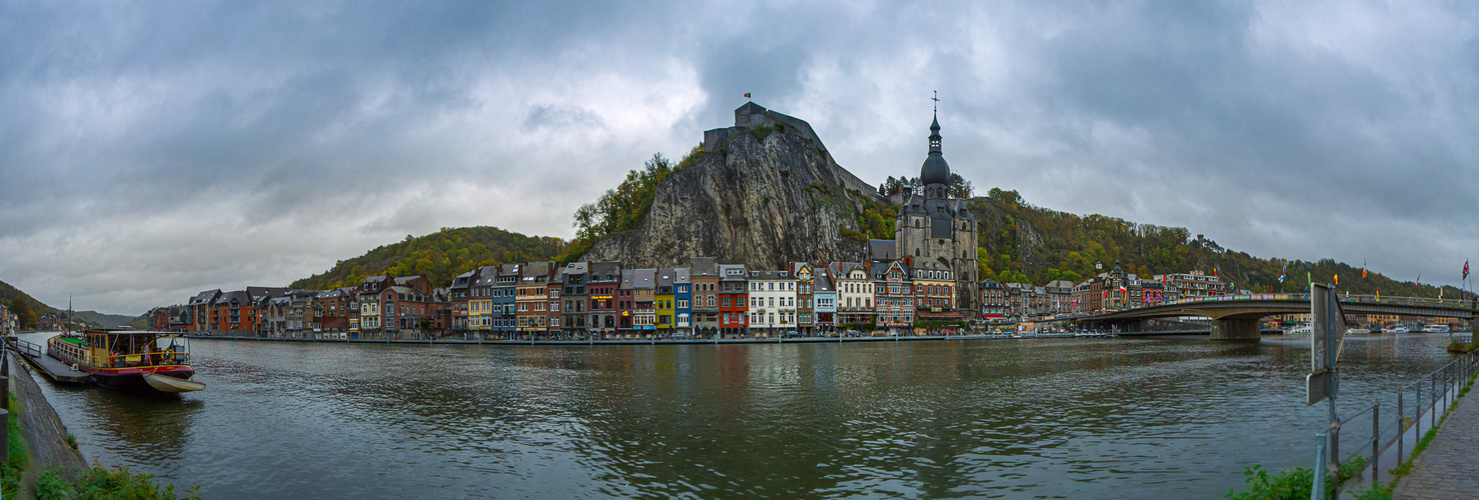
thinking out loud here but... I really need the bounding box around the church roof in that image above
[868,239,897,261]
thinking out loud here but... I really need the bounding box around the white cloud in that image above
[2,0,1476,314]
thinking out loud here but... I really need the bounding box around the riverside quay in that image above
[149,255,1248,341]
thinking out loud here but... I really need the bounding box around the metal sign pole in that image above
[1307,283,1346,492]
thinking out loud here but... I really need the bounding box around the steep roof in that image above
[689,257,718,277]
[189,289,221,305]
[589,261,622,282]
[868,240,897,261]
[814,273,835,292]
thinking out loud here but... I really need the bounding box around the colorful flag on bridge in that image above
[1414,274,1420,291]
[1279,261,1287,283]
[1363,259,1368,278]
[1333,274,1339,286]
[1464,260,1470,280]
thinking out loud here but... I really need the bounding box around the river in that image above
[15,332,1465,499]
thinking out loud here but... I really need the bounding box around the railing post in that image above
[1397,391,1405,466]
[1371,401,1380,480]
[0,408,7,468]
[1431,377,1438,428]
[1312,433,1327,500]
[1330,424,1340,475]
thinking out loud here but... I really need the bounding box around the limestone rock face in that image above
[582,120,880,269]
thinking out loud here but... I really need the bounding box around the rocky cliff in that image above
[582,104,883,268]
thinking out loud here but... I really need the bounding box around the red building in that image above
[588,262,622,338]
[314,287,355,332]
[718,264,749,337]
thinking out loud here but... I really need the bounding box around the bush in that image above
[37,465,200,500]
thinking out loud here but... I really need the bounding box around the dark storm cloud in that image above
[1,0,1475,313]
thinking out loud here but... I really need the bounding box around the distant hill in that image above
[290,226,567,291]
[71,310,140,328]
[1,278,55,316]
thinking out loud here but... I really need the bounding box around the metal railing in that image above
[1320,349,1479,492]
[1111,292,1475,313]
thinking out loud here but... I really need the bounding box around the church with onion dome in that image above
[895,110,979,312]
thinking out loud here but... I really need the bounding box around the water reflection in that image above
[18,332,1464,499]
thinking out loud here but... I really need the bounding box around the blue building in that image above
[490,263,520,338]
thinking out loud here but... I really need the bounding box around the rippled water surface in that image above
[17,333,1463,498]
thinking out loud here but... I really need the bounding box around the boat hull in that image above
[143,373,206,392]
[86,368,195,392]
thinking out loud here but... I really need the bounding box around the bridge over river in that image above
[1080,293,1475,340]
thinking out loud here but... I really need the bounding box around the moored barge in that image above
[48,329,204,393]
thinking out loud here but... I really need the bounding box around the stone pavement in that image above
[1392,379,1479,500]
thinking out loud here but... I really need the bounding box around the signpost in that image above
[1306,283,1346,499]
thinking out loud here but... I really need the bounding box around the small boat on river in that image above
[47,329,203,393]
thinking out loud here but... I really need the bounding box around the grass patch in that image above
[37,465,200,500]
[751,123,780,141]
[1445,340,1478,353]
[3,391,28,499]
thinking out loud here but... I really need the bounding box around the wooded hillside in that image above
[970,188,1464,299]
[290,226,566,291]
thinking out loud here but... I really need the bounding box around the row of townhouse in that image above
[174,252,980,339]
[170,257,1238,337]
[979,261,1233,320]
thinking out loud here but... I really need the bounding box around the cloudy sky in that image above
[2,1,1475,315]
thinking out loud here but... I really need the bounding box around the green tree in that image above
[8,298,34,329]
[948,173,974,198]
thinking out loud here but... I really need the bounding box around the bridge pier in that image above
[1210,319,1261,341]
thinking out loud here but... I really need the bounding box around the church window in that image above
[915,249,920,257]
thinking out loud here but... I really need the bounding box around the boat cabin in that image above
[52,329,189,368]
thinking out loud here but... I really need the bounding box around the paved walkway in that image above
[1392,379,1479,499]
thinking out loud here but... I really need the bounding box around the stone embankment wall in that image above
[8,352,88,481]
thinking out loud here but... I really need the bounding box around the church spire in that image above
[920,91,950,187]
[929,90,942,155]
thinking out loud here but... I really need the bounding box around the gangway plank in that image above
[9,338,90,384]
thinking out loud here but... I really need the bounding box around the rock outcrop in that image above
[582,103,885,268]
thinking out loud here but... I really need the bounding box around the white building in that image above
[748,270,797,337]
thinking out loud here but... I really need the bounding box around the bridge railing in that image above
[1117,292,1472,314]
